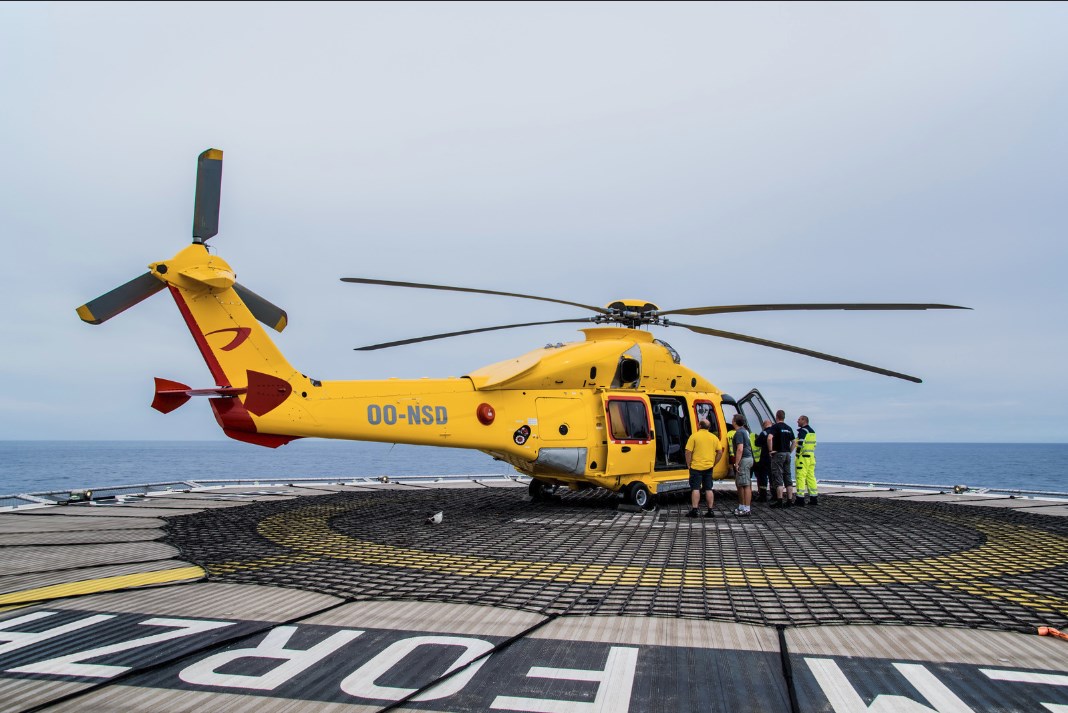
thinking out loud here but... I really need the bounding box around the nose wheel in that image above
[625,482,654,510]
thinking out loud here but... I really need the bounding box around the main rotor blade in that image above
[340,277,610,315]
[356,318,596,351]
[665,319,923,383]
[234,282,288,332]
[659,303,970,317]
[192,148,223,243]
[76,272,165,325]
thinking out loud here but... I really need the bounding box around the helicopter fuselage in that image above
[148,245,756,501]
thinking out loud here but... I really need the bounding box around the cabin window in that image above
[606,398,651,442]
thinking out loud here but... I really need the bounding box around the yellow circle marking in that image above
[206,502,1068,614]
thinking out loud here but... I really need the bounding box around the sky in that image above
[1,2,1066,443]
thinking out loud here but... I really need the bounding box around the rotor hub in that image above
[602,300,662,329]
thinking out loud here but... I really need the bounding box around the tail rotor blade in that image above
[192,148,223,243]
[234,282,288,332]
[76,272,165,325]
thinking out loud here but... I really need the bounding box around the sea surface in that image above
[1,441,1065,496]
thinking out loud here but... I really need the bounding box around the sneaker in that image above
[738,509,752,517]
[795,497,807,507]
[705,509,715,518]
[810,496,819,506]
[732,507,743,516]
[686,508,699,518]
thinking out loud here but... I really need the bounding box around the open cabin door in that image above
[650,395,691,471]
[601,394,655,478]
[737,388,774,433]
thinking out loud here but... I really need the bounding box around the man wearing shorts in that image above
[731,414,755,516]
[684,419,722,518]
[767,409,796,508]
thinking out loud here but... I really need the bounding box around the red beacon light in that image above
[476,403,495,425]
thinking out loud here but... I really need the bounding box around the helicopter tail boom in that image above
[149,244,308,447]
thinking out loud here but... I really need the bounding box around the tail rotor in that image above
[76,149,287,333]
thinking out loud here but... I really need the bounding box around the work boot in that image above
[705,509,715,518]
[783,498,794,508]
[686,508,699,518]
[757,489,768,503]
[795,497,807,507]
[810,495,819,506]
[769,499,783,509]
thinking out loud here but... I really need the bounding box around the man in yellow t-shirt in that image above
[684,419,723,518]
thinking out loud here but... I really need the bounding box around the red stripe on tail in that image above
[168,286,229,385]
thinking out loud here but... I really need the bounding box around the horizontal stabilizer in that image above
[152,377,246,414]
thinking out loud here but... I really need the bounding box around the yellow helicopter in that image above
[77,149,967,509]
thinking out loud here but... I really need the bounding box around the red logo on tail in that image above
[205,327,252,351]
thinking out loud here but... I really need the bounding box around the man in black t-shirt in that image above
[766,409,796,508]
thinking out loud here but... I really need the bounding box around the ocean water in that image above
[1,441,1065,496]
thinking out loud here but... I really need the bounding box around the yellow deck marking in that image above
[204,503,1068,616]
[0,603,35,614]
[937,582,1068,615]
[0,566,205,606]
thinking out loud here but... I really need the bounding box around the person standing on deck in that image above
[725,421,738,480]
[754,419,773,503]
[731,414,755,516]
[685,419,721,518]
[794,415,818,506]
[767,410,796,508]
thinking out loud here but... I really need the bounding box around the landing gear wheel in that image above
[626,482,654,510]
[528,480,555,501]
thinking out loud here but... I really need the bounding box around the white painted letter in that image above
[491,645,638,713]
[981,668,1068,713]
[10,617,232,678]
[981,669,1068,687]
[340,635,493,702]
[0,611,114,655]
[180,625,363,691]
[806,658,976,713]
